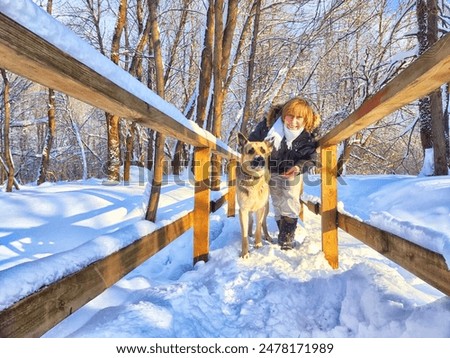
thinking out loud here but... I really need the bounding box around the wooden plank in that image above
[302,199,321,215]
[0,213,194,338]
[227,159,236,217]
[319,32,450,146]
[0,12,235,159]
[321,146,338,269]
[0,191,231,338]
[340,215,450,296]
[193,147,211,264]
[301,198,450,296]
[210,195,226,213]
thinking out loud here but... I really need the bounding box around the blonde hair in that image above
[281,98,321,133]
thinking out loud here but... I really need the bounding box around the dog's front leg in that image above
[239,209,250,258]
[254,207,264,249]
[262,201,272,242]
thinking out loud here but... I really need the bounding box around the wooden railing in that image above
[0,4,238,337]
[314,31,450,291]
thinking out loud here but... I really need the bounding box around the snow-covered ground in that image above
[1,167,449,338]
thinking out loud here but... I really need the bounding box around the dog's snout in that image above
[251,156,265,168]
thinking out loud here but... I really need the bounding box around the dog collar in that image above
[238,168,263,186]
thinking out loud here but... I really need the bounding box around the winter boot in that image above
[278,216,297,250]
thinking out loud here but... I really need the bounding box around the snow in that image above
[1,167,449,338]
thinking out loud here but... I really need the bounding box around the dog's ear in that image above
[237,132,248,149]
[264,136,275,152]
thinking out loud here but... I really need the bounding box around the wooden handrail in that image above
[317,32,450,271]
[302,199,450,296]
[319,32,450,147]
[0,10,237,159]
[0,193,231,337]
[0,213,193,338]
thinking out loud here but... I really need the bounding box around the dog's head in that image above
[237,132,273,177]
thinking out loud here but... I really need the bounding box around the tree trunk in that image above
[106,0,128,182]
[189,0,214,176]
[37,0,55,185]
[37,88,56,185]
[427,0,448,174]
[124,123,135,182]
[124,9,151,182]
[147,129,155,171]
[146,0,166,222]
[416,0,447,175]
[240,0,261,135]
[211,0,225,191]
[210,0,238,191]
[195,0,214,127]
[417,0,433,171]
[445,83,450,164]
[221,0,238,80]
[106,113,121,182]
[164,0,191,175]
[1,69,15,192]
[172,141,187,175]
[69,104,88,181]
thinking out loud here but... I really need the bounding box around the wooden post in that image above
[321,145,338,269]
[227,159,236,217]
[193,147,211,264]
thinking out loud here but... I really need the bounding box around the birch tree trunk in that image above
[69,111,88,181]
[146,0,166,222]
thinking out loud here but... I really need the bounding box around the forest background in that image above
[1,0,449,191]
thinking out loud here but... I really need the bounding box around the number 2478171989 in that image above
[258,343,334,354]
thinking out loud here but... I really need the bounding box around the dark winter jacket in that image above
[248,117,318,175]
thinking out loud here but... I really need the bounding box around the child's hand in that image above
[281,166,300,178]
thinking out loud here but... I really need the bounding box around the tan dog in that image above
[237,132,273,258]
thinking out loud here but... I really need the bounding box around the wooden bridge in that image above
[0,5,449,337]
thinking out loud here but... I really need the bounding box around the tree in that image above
[187,0,215,176]
[240,0,262,135]
[168,0,195,175]
[427,0,448,175]
[146,0,167,222]
[210,0,238,190]
[124,0,152,182]
[106,0,128,183]
[1,69,16,192]
[37,0,56,185]
[416,0,448,175]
